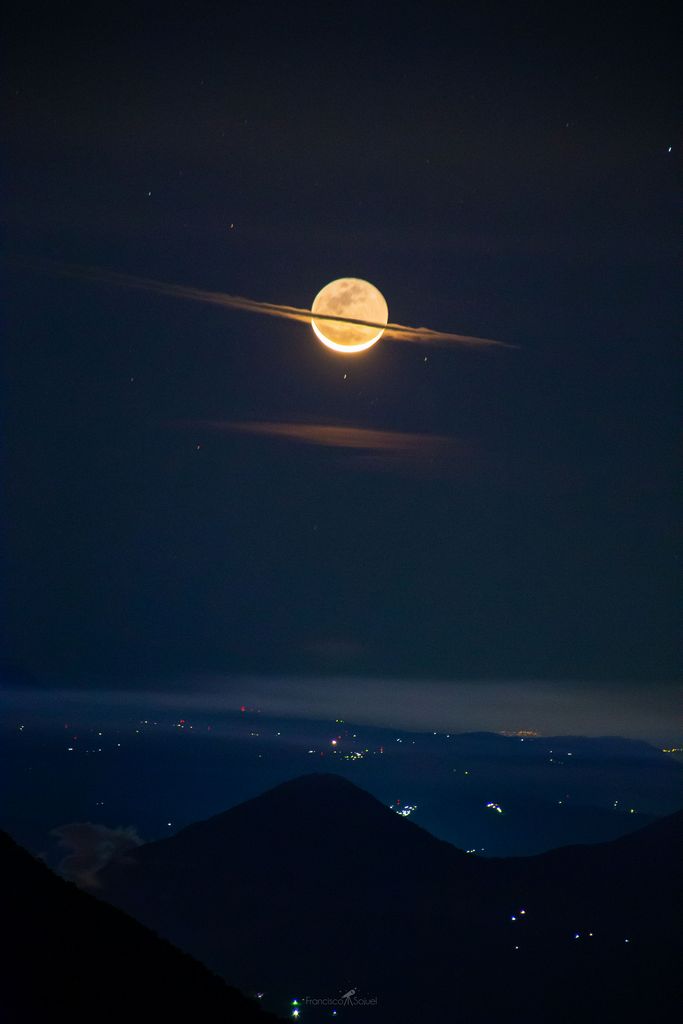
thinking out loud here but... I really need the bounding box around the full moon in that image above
[311,278,388,353]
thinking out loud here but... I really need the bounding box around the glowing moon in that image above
[311,278,388,353]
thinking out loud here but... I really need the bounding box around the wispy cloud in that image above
[191,419,470,475]
[51,823,143,889]
[217,420,461,453]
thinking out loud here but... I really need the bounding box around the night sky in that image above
[5,5,679,712]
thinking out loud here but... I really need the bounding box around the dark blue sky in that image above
[5,4,679,694]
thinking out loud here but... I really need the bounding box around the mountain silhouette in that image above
[99,773,682,1022]
[1,830,282,1022]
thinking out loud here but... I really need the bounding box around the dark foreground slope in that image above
[101,774,682,1023]
[0,830,282,1023]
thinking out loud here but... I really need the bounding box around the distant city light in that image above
[486,802,504,814]
[391,802,418,818]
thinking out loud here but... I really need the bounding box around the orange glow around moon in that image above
[311,278,388,353]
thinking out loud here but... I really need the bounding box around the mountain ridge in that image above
[1,829,283,1022]
[98,772,683,1022]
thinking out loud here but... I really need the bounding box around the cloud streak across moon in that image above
[45,262,512,349]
